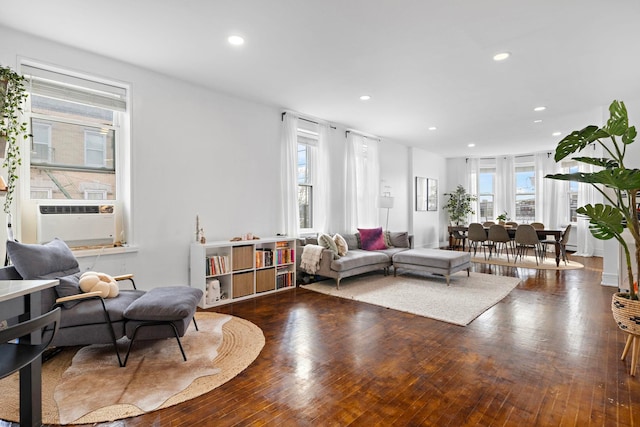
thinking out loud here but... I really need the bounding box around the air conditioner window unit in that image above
[37,204,115,246]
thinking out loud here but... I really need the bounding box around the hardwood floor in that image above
[38,256,640,425]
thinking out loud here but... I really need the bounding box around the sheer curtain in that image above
[314,123,330,232]
[574,144,600,256]
[495,156,515,220]
[280,114,299,237]
[466,157,480,223]
[345,132,380,231]
[535,152,564,228]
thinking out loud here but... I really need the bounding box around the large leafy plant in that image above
[546,100,640,300]
[0,65,28,215]
[444,185,477,225]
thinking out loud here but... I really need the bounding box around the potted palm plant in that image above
[0,65,28,234]
[545,100,640,339]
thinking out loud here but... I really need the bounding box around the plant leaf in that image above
[554,125,608,161]
[577,204,624,240]
[605,100,628,136]
[546,169,640,190]
[572,157,619,168]
[622,125,637,145]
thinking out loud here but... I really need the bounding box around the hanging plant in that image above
[0,65,29,215]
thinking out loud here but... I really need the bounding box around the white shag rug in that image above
[302,271,521,326]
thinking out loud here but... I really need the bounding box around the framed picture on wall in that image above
[415,177,428,211]
[427,179,438,211]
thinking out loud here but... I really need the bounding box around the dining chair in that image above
[482,221,496,227]
[450,229,467,251]
[505,221,518,228]
[0,307,61,379]
[541,224,572,265]
[468,223,489,259]
[514,224,543,265]
[488,224,513,261]
[530,222,545,230]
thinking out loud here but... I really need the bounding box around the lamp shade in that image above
[378,196,394,209]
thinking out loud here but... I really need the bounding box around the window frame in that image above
[19,60,131,246]
[297,129,318,232]
[514,163,536,222]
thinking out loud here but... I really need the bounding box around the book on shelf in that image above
[255,248,274,268]
[275,247,294,265]
[205,255,230,276]
[276,270,294,289]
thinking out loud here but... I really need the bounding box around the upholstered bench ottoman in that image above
[392,248,471,286]
[122,286,203,366]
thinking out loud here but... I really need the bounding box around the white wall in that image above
[0,25,434,288]
[409,147,447,248]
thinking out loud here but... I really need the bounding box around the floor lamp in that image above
[378,194,394,231]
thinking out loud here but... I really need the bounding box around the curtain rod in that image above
[281,112,336,129]
[345,129,381,141]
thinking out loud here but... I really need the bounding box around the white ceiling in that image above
[2,0,640,157]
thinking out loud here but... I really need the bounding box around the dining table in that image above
[0,278,59,427]
[448,225,564,267]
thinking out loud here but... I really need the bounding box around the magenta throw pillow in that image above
[358,227,387,250]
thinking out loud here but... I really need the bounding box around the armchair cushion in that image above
[55,273,83,309]
[7,238,80,279]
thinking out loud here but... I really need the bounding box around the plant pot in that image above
[612,292,640,335]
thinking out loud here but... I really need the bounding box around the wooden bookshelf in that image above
[190,237,296,308]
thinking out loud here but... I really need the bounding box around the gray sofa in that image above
[298,231,413,288]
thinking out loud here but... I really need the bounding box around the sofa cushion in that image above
[318,233,340,258]
[343,233,359,250]
[7,238,80,279]
[388,231,411,248]
[358,227,387,251]
[58,289,145,328]
[333,234,348,256]
[124,286,202,321]
[330,250,390,272]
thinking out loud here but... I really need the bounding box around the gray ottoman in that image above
[122,286,203,366]
[392,248,471,285]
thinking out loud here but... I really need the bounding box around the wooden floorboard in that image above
[13,254,639,426]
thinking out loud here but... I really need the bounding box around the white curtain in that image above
[535,152,564,228]
[495,156,515,219]
[345,132,380,231]
[574,145,600,256]
[314,123,330,232]
[466,157,480,223]
[280,114,299,237]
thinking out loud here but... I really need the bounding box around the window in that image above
[515,164,535,222]
[23,63,126,202]
[478,167,495,221]
[297,127,318,230]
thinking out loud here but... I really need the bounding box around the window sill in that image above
[71,245,138,258]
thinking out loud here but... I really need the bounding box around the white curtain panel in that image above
[495,156,515,219]
[345,132,380,231]
[536,152,564,228]
[574,145,601,256]
[466,157,480,223]
[314,123,330,232]
[280,114,299,237]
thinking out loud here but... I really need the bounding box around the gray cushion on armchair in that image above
[7,238,80,279]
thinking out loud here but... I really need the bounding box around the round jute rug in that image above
[0,312,265,425]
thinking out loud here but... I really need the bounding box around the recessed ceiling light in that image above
[359,95,371,101]
[534,106,546,112]
[228,35,245,46]
[428,126,437,131]
[552,131,561,136]
[493,52,510,61]
[534,119,543,123]
[468,143,476,148]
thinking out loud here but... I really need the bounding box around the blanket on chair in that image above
[300,244,325,274]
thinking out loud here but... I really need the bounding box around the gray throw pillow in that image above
[55,273,83,308]
[389,232,410,248]
[7,238,80,279]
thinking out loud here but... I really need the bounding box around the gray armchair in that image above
[2,239,144,366]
